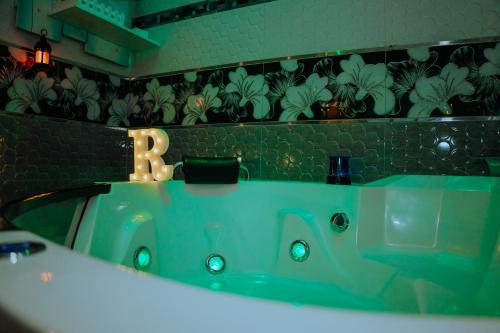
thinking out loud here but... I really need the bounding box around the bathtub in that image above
[1,175,499,332]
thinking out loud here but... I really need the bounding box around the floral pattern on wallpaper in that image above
[6,71,56,114]
[128,40,500,127]
[408,63,475,117]
[0,44,128,124]
[1,41,499,127]
[279,73,332,121]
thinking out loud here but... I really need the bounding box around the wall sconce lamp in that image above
[34,29,51,65]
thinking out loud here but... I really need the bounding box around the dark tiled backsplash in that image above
[1,112,498,206]
[0,113,128,206]
[162,119,499,184]
[386,121,499,177]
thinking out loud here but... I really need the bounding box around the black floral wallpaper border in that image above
[0,40,499,128]
[0,44,128,124]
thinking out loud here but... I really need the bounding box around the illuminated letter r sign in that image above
[128,129,174,182]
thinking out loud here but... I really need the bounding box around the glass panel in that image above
[9,198,83,245]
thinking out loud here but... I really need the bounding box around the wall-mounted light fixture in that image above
[34,29,51,65]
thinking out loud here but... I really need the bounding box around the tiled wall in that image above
[163,119,498,184]
[0,39,499,205]
[0,113,498,206]
[0,113,128,206]
[131,0,500,76]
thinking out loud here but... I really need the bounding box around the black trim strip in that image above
[0,184,111,228]
[133,0,277,29]
[70,198,90,249]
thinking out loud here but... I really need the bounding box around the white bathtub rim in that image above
[0,231,499,333]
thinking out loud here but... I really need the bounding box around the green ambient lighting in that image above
[290,240,310,262]
[134,246,151,270]
[208,281,225,291]
[206,254,225,274]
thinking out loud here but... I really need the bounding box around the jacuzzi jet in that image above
[133,246,151,270]
[290,240,310,262]
[330,213,349,232]
[206,254,225,274]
